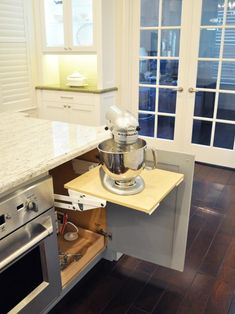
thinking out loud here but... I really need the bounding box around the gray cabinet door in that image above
[106,150,194,271]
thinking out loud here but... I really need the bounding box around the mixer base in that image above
[101,171,145,195]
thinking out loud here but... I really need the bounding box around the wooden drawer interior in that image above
[49,149,106,287]
[58,227,105,287]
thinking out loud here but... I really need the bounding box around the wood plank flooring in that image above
[50,163,235,314]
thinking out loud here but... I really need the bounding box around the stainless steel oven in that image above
[0,176,61,314]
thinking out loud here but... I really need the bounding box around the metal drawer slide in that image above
[54,189,106,211]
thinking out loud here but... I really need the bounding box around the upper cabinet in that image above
[40,0,96,52]
[34,0,116,89]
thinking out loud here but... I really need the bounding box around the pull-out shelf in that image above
[65,166,184,215]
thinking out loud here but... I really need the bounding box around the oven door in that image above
[0,208,61,314]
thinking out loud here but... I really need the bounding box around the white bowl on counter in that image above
[66,72,88,87]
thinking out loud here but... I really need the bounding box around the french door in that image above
[130,0,235,168]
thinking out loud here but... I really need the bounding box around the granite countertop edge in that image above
[0,142,101,197]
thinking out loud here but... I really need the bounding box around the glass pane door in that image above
[43,0,65,48]
[1,246,43,313]
[71,0,93,47]
[138,0,183,143]
[186,0,235,167]
[132,0,235,167]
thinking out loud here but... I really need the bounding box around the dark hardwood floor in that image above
[50,163,235,314]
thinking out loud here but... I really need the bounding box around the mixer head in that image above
[105,105,140,145]
[101,105,145,195]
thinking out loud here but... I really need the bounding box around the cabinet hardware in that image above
[97,229,112,240]
[61,96,74,99]
[67,105,71,109]
[188,87,197,93]
[176,86,184,92]
[76,108,92,112]
[64,47,69,51]
[68,47,72,50]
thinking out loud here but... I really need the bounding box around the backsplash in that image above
[59,55,97,87]
[42,54,98,87]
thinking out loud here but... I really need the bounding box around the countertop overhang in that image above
[0,112,110,196]
[35,85,118,94]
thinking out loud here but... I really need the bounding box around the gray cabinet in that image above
[65,149,194,272]
[45,149,194,313]
[106,150,194,271]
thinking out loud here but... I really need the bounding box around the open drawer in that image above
[62,150,194,272]
[58,227,105,287]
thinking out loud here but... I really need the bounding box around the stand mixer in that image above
[98,105,157,195]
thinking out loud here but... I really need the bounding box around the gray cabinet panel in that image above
[106,150,194,271]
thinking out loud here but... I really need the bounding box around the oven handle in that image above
[0,216,53,271]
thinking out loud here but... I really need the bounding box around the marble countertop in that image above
[35,84,117,94]
[0,112,110,196]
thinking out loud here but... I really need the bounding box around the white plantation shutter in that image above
[0,0,34,112]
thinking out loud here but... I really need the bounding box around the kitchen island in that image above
[0,111,113,314]
[0,112,194,314]
[0,112,110,197]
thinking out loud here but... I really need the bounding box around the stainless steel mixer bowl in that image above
[97,138,147,182]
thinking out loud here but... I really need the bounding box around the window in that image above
[138,0,182,140]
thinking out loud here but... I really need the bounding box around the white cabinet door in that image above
[42,101,97,125]
[40,0,95,52]
[41,101,69,122]
[39,90,96,125]
[69,103,97,125]
[106,150,194,271]
[40,0,66,51]
[69,0,95,51]
[38,90,117,126]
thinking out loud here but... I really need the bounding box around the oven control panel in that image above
[0,176,54,239]
[25,200,38,212]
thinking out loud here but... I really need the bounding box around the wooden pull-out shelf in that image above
[65,166,184,215]
[58,227,105,287]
